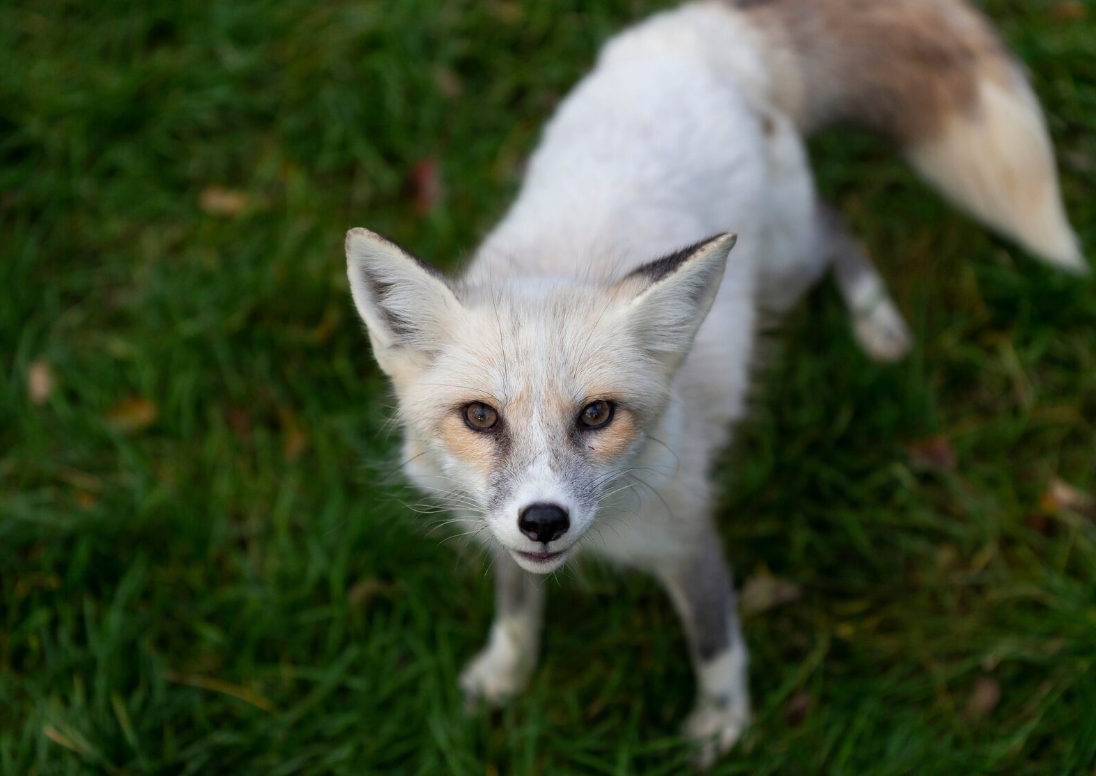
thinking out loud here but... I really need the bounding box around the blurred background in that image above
[2,1,1094,774]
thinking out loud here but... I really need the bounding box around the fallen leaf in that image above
[491,1,524,23]
[739,574,801,615]
[404,159,442,216]
[200,186,248,215]
[1051,1,1087,21]
[936,542,959,571]
[1044,477,1095,519]
[964,676,1001,719]
[27,360,54,404]
[106,397,158,433]
[224,406,253,443]
[1027,480,1092,535]
[75,491,97,510]
[906,436,957,472]
[278,406,308,462]
[433,66,463,99]
[347,577,389,606]
[1026,511,1056,537]
[784,691,812,726]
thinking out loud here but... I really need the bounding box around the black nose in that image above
[518,503,570,544]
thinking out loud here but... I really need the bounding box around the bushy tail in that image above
[729,0,1084,271]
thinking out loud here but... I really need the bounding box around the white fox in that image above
[346,0,1082,766]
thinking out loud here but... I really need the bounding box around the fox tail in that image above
[729,0,1084,271]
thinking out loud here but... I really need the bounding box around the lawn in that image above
[2,0,1094,774]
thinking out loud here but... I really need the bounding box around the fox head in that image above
[346,228,735,573]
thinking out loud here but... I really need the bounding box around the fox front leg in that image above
[459,549,545,707]
[656,536,752,769]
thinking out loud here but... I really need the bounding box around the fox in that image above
[345,0,1083,767]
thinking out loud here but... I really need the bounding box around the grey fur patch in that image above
[818,204,873,292]
[487,467,515,515]
[661,539,740,662]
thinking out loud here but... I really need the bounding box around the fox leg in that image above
[656,535,751,769]
[819,203,913,362]
[459,549,545,706]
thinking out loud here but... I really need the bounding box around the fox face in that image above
[346,229,735,573]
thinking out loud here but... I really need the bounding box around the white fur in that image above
[687,647,752,769]
[347,5,862,762]
[346,0,1081,766]
[459,610,542,705]
[348,17,807,760]
[345,229,462,379]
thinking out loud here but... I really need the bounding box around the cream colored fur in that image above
[907,77,1083,269]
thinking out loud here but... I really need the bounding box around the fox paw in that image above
[458,643,529,709]
[853,298,912,363]
[683,700,751,770]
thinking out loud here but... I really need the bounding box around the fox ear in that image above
[617,234,736,367]
[345,228,460,373]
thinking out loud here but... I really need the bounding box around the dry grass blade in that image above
[164,671,278,714]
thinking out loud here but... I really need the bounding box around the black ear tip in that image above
[626,232,738,285]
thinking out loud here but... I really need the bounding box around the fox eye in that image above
[463,402,499,432]
[578,400,614,430]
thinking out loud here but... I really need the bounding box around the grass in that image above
[2,0,1094,773]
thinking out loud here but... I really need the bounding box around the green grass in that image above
[2,0,1095,773]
